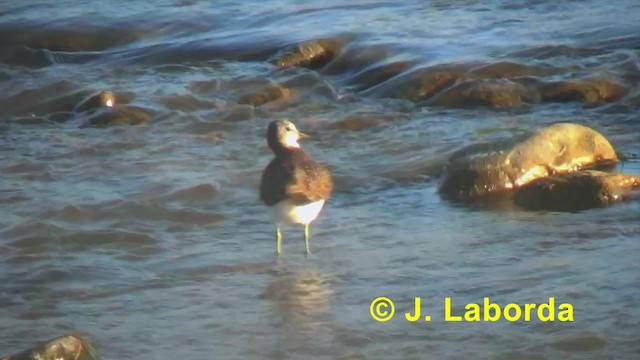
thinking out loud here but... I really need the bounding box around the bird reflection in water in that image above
[261,268,336,354]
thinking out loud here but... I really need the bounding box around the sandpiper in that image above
[260,119,333,255]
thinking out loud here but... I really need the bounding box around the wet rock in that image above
[272,38,345,69]
[540,77,628,106]
[426,78,539,108]
[73,91,116,113]
[237,83,292,106]
[362,62,475,101]
[84,105,153,127]
[1,334,98,360]
[438,123,618,201]
[514,170,639,211]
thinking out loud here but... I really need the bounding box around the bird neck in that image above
[271,145,303,157]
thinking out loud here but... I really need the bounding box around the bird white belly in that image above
[271,199,325,225]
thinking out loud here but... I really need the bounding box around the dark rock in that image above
[514,170,639,211]
[438,123,618,201]
[1,334,98,360]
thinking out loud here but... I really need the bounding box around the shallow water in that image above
[1,0,639,359]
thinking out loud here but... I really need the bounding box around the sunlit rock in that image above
[438,123,618,201]
[272,38,345,69]
[514,170,639,211]
[1,334,98,360]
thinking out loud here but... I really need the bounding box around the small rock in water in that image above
[438,123,618,201]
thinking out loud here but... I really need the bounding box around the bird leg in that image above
[276,226,283,255]
[304,224,310,255]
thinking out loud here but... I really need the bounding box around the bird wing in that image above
[286,155,333,205]
[260,152,333,206]
[259,158,290,206]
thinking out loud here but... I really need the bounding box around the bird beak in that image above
[297,131,310,139]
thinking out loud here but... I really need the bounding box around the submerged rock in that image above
[84,105,153,127]
[514,171,639,211]
[237,83,293,106]
[461,61,563,80]
[540,77,628,106]
[362,62,475,101]
[425,78,539,108]
[438,123,618,201]
[1,334,98,360]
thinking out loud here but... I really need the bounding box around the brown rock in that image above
[514,171,639,211]
[540,77,628,106]
[438,123,618,201]
[426,78,539,108]
[1,334,98,360]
